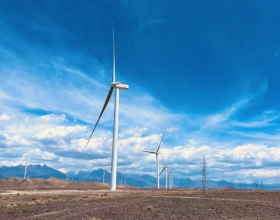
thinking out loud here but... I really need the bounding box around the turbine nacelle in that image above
[111,82,129,90]
[143,150,159,155]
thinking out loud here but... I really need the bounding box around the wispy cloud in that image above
[203,80,268,128]
[232,110,278,128]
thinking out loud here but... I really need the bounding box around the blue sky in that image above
[1,0,280,184]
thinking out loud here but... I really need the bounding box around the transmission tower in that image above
[202,155,207,190]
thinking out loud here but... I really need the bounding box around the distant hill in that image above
[66,169,149,188]
[0,165,66,179]
[1,165,280,190]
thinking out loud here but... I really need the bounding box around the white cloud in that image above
[54,63,106,89]
[166,127,178,132]
[216,144,280,162]
[0,113,11,121]
[26,148,57,160]
[204,99,249,127]
[232,110,278,128]
[230,131,280,141]
[203,81,268,128]
[4,134,31,146]
[119,127,148,138]
[39,114,66,123]
[34,125,87,139]
[0,91,10,100]
[238,169,280,179]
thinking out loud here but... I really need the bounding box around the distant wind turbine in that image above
[160,165,168,189]
[85,27,129,191]
[168,172,172,189]
[159,154,168,189]
[143,130,166,189]
[168,169,176,189]
[24,159,28,179]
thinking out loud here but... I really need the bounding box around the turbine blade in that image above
[112,24,115,83]
[159,167,166,176]
[143,151,157,154]
[156,129,166,153]
[86,87,114,147]
[161,154,166,166]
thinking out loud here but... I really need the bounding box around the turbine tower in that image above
[24,159,28,179]
[86,27,129,191]
[103,171,105,183]
[143,130,166,189]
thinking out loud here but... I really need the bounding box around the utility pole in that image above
[202,155,207,190]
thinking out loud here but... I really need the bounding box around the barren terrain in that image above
[1,185,280,219]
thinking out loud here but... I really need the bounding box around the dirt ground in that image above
[1,189,280,220]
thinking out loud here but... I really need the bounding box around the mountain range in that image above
[0,164,279,190]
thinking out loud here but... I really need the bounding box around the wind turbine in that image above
[159,155,168,189]
[168,172,172,189]
[85,27,129,191]
[160,166,168,189]
[168,169,176,189]
[103,171,105,183]
[143,130,166,189]
[24,159,28,179]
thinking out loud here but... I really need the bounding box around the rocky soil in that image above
[0,189,280,219]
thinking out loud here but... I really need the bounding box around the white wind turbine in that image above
[159,155,168,189]
[168,172,172,189]
[103,171,105,183]
[143,130,166,189]
[24,159,28,179]
[85,28,129,191]
[168,169,176,189]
